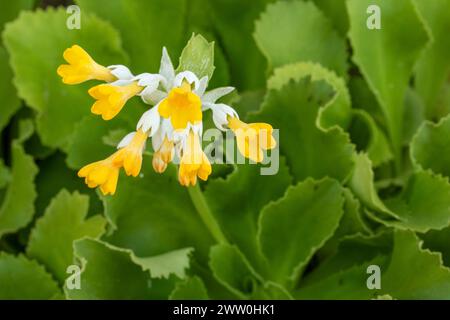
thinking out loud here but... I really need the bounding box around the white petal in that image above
[141,89,167,105]
[159,47,175,89]
[108,65,134,80]
[151,127,163,151]
[206,103,239,131]
[202,87,235,104]
[117,132,135,149]
[151,118,173,151]
[134,73,166,90]
[174,71,200,89]
[110,79,134,86]
[137,106,161,136]
[194,76,209,97]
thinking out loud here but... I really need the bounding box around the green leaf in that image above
[411,114,450,178]
[303,232,392,286]
[381,230,450,299]
[209,0,271,90]
[27,190,106,283]
[133,247,193,279]
[422,226,450,268]
[349,110,393,167]
[66,238,180,299]
[0,159,10,189]
[348,153,395,218]
[385,170,450,232]
[209,244,263,299]
[34,151,103,218]
[412,0,450,119]
[0,253,60,299]
[0,142,38,237]
[66,116,132,169]
[184,0,230,88]
[312,0,349,36]
[3,8,128,148]
[75,0,186,73]
[0,0,34,37]
[403,87,425,145]
[347,0,428,162]
[294,256,387,299]
[251,74,355,182]
[103,160,214,263]
[348,76,385,129]
[254,0,347,77]
[176,33,215,81]
[169,276,209,300]
[258,178,345,286]
[319,189,373,258]
[0,47,21,132]
[204,160,291,271]
[267,62,351,130]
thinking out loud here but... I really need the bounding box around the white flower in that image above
[108,65,134,81]
[136,105,161,136]
[152,118,174,152]
[117,132,135,149]
[133,47,238,134]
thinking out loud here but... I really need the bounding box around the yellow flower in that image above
[114,129,149,177]
[158,82,202,129]
[228,117,276,163]
[78,157,120,195]
[152,137,174,173]
[178,130,212,186]
[88,82,143,120]
[57,45,115,84]
[78,129,148,194]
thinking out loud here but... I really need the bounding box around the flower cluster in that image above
[57,44,276,195]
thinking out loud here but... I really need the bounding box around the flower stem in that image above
[188,184,228,244]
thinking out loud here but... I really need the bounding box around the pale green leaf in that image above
[250,73,355,182]
[0,253,60,299]
[347,0,428,161]
[258,178,345,286]
[176,33,215,80]
[66,238,179,299]
[411,114,450,178]
[381,230,450,299]
[103,160,214,264]
[0,47,21,131]
[385,170,450,232]
[412,0,450,119]
[204,160,291,272]
[0,142,37,237]
[348,153,395,218]
[255,0,347,77]
[169,276,209,300]
[27,190,106,283]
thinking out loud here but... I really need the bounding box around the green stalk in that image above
[188,183,228,244]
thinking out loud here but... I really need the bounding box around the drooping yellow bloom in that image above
[158,82,202,129]
[78,129,149,194]
[228,117,277,163]
[78,157,120,195]
[57,45,115,84]
[152,137,174,173]
[178,130,212,186]
[114,129,148,177]
[89,82,143,120]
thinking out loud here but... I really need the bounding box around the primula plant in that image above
[1,0,450,301]
[57,44,275,193]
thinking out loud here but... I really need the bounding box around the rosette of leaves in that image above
[1,0,450,300]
